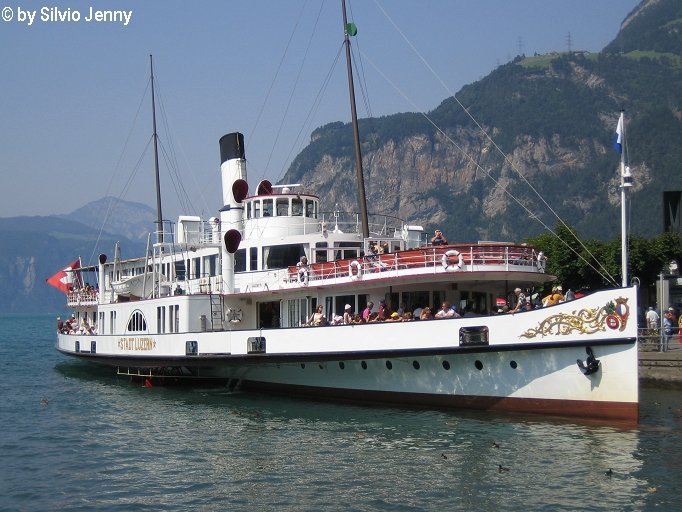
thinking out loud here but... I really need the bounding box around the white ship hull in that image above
[57,287,639,422]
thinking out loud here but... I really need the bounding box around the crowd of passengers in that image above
[305,285,575,326]
[57,314,97,334]
[67,283,99,301]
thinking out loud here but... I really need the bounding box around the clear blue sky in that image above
[0,0,640,219]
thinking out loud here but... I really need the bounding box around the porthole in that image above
[442,360,451,370]
[339,361,345,370]
[300,363,306,369]
[412,360,420,370]
[361,361,368,370]
[474,360,483,370]
[510,360,518,369]
[386,361,393,370]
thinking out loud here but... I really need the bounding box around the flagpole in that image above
[619,111,632,287]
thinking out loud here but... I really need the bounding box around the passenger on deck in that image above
[362,301,374,322]
[402,312,414,322]
[420,307,433,320]
[511,288,528,314]
[308,305,326,326]
[431,229,448,246]
[174,284,183,295]
[351,313,363,324]
[412,305,423,318]
[386,312,401,322]
[435,302,458,319]
[366,243,388,272]
[542,286,564,307]
[296,255,309,282]
[377,300,388,321]
[343,304,353,325]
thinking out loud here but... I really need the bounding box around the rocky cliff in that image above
[282,0,682,243]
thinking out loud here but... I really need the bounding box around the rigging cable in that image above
[360,48,617,287]
[264,0,325,181]
[85,76,150,265]
[372,0,619,286]
[247,0,311,181]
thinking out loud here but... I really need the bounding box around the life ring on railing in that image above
[227,308,243,323]
[349,260,363,279]
[442,250,463,271]
[298,267,309,285]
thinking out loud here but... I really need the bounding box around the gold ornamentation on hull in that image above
[520,297,629,339]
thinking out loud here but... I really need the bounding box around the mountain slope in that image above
[0,216,146,313]
[282,0,682,243]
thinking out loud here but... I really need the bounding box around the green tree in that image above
[528,225,682,291]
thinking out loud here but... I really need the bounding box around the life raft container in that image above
[441,250,463,271]
[349,260,363,279]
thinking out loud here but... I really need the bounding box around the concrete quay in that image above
[638,335,682,388]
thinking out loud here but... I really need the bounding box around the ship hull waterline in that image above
[57,334,639,423]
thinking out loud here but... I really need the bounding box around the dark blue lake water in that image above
[1,315,681,511]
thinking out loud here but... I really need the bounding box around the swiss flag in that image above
[46,259,81,294]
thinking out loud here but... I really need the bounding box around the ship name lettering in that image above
[117,337,156,351]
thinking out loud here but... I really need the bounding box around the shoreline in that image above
[638,338,682,388]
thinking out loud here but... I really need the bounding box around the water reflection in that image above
[47,360,680,510]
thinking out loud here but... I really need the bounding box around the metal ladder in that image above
[209,294,224,330]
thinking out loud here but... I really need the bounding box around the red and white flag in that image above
[46,259,81,293]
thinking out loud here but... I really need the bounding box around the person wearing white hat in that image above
[343,304,353,325]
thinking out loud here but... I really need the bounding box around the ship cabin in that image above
[64,185,552,341]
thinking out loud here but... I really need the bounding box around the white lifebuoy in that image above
[298,267,309,285]
[227,308,243,323]
[442,250,463,271]
[349,260,363,279]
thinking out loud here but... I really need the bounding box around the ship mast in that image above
[150,54,164,244]
[341,0,369,239]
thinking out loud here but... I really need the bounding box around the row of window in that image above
[245,196,318,219]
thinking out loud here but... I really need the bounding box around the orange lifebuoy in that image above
[441,250,463,271]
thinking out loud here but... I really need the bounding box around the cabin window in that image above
[157,306,166,333]
[263,199,273,217]
[334,294,356,317]
[254,201,261,218]
[292,197,303,216]
[264,244,305,269]
[127,311,147,332]
[305,199,317,218]
[249,247,258,271]
[259,301,280,328]
[174,261,186,281]
[169,304,179,333]
[109,311,116,334]
[235,249,246,272]
[283,298,308,327]
[315,241,328,263]
[246,202,252,219]
[401,291,430,313]
[204,254,217,277]
[337,241,361,260]
[276,198,289,216]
